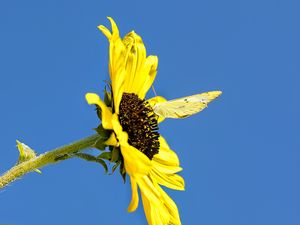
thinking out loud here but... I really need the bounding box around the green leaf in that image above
[75,153,108,173]
[16,140,41,174]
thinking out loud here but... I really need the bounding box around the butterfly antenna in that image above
[152,85,157,96]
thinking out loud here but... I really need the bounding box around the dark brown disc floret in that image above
[119,93,160,160]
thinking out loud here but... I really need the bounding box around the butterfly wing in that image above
[152,91,222,119]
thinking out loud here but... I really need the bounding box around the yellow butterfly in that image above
[151,91,222,119]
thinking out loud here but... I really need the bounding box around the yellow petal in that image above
[104,132,118,146]
[127,177,139,212]
[122,33,138,93]
[155,183,182,225]
[138,176,161,201]
[147,96,167,123]
[107,16,120,40]
[121,31,157,98]
[111,114,128,145]
[153,136,180,166]
[139,182,170,225]
[98,25,111,39]
[124,32,146,92]
[120,145,151,178]
[137,55,158,99]
[151,169,185,191]
[111,114,152,177]
[152,160,182,174]
[99,17,159,112]
[139,176,184,225]
[98,17,120,41]
[85,93,113,130]
[111,68,125,113]
[150,204,170,225]
[147,95,167,107]
[141,192,153,225]
[154,149,179,167]
[99,17,126,112]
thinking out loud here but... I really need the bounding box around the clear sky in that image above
[1,0,299,225]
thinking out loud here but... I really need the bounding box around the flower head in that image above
[86,17,184,225]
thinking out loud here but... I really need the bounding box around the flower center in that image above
[119,93,160,160]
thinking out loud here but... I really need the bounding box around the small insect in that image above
[152,91,222,119]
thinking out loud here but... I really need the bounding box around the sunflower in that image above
[86,17,184,225]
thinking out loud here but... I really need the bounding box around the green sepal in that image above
[112,161,121,173]
[110,147,120,163]
[104,88,112,107]
[93,124,110,138]
[93,124,110,151]
[16,140,41,174]
[95,105,102,120]
[119,161,126,183]
[98,152,112,160]
[94,139,107,151]
[75,153,108,173]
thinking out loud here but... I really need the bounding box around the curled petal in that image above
[98,17,126,112]
[123,32,147,95]
[107,16,120,40]
[98,25,111,39]
[85,93,113,130]
[98,17,159,111]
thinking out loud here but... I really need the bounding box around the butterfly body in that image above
[152,91,222,119]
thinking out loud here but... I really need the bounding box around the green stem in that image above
[0,134,103,189]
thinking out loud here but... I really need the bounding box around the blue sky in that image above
[1,0,300,225]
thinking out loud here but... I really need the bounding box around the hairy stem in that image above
[0,134,103,189]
